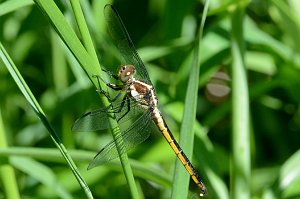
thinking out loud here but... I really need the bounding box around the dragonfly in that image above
[72,4,207,196]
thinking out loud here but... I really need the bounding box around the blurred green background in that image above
[1,0,300,199]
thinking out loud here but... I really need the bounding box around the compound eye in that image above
[121,66,126,71]
[119,65,135,82]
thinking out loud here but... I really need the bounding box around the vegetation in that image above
[1,0,300,199]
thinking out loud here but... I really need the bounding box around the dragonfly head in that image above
[118,65,136,83]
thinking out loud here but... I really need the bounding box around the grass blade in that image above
[69,0,98,61]
[230,6,251,199]
[0,109,20,199]
[171,0,210,198]
[32,1,139,198]
[0,42,93,199]
[11,157,73,199]
[0,0,32,16]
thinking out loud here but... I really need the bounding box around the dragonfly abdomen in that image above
[151,108,207,196]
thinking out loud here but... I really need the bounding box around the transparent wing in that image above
[88,108,153,169]
[72,96,147,132]
[72,105,114,132]
[104,4,152,84]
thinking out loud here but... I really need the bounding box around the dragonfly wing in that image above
[104,4,152,84]
[72,96,146,132]
[72,107,114,132]
[88,108,153,169]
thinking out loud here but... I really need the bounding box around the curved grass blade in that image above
[171,0,210,198]
[0,42,93,198]
[0,109,20,199]
[11,157,73,199]
[231,5,251,199]
[32,1,140,198]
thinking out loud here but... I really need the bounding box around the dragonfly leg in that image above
[94,87,124,103]
[93,74,123,90]
[109,91,124,102]
[102,94,129,117]
[96,89,111,100]
[92,74,126,103]
[92,74,112,100]
[102,68,118,80]
[116,96,131,122]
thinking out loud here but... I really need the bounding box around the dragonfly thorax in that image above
[118,64,158,108]
[118,65,135,83]
[129,80,157,109]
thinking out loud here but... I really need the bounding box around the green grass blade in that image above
[3,0,300,198]
[0,147,172,191]
[69,0,98,62]
[70,2,139,197]
[0,0,32,16]
[0,109,20,199]
[171,0,210,198]
[230,6,251,199]
[32,1,139,198]
[271,0,300,53]
[280,149,300,198]
[11,156,73,199]
[0,42,93,199]
[33,0,101,83]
